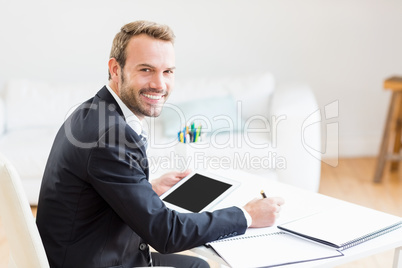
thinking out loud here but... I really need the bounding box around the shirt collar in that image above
[106,85,143,136]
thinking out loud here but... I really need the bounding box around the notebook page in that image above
[209,232,342,268]
[278,203,402,249]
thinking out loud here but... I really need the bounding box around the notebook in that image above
[207,231,343,268]
[278,203,402,251]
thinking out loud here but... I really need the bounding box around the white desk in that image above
[191,169,402,268]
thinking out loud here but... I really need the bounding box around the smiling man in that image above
[36,21,284,268]
[109,31,175,119]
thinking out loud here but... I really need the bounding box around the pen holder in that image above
[174,142,197,171]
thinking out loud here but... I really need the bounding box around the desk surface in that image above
[191,169,402,268]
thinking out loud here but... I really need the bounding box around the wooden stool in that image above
[374,76,402,182]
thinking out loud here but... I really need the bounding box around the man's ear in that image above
[108,58,121,84]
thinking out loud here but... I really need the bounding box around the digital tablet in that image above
[160,171,240,213]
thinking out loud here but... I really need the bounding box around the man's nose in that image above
[149,73,166,90]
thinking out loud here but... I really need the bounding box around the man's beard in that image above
[119,69,167,118]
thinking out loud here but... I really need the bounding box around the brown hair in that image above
[108,20,175,80]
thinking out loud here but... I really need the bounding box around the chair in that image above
[0,154,177,268]
[374,76,402,182]
[0,154,49,268]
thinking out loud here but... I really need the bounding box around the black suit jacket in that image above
[36,86,247,268]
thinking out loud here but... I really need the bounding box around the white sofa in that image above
[0,73,321,205]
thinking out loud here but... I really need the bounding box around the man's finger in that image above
[178,170,192,178]
[270,196,285,206]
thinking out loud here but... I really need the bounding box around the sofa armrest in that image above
[269,84,321,192]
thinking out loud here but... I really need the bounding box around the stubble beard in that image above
[119,69,167,118]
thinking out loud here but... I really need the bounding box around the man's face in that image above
[117,34,175,120]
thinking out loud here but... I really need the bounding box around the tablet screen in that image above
[162,173,232,213]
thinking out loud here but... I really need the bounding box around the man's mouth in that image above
[142,93,164,100]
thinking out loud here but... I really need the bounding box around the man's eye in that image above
[140,68,151,72]
[165,70,174,74]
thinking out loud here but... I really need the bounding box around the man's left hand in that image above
[151,170,192,196]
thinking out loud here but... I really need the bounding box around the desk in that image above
[191,169,402,268]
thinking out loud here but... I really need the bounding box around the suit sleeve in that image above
[86,124,247,254]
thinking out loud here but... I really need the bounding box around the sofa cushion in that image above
[3,80,98,131]
[157,72,275,138]
[0,128,58,180]
[157,95,240,137]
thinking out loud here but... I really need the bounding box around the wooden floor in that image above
[0,157,401,267]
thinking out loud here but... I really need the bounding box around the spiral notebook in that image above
[207,231,342,268]
[278,203,402,251]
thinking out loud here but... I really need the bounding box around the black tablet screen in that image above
[162,173,232,213]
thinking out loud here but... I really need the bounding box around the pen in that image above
[192,129,196,142]
[195,125,202,142]
[194,127,200,142]
[260,190,267,198]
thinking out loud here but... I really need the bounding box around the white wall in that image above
[1,0,401,157]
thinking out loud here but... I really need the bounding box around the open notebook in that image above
[207,231,342,268]
[278,203,402,251]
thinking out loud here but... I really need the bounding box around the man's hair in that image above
[108,20,175,80]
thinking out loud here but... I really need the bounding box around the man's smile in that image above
[141,93,164,100]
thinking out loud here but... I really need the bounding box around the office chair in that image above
[0,154,49,268]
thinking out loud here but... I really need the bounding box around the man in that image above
[36,20,284,268]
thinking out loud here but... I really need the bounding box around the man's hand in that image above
[151,170,192,196]
[243,197,285,228]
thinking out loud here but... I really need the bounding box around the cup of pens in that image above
[177,122,202,144]
[175,122,203,171]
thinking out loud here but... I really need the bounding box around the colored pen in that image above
[260,190,267,198]
[192,129,196,142]
[180,132,184,143]
[194,126,200,142]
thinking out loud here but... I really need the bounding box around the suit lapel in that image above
[96,86,125,118]
[96,86,149,176]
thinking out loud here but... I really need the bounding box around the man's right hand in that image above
[243,197,285,228]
